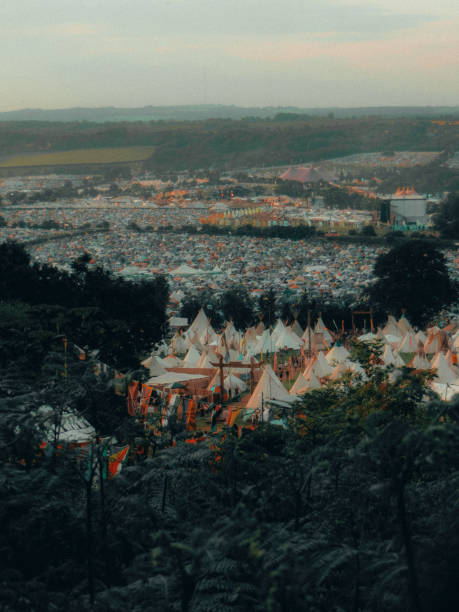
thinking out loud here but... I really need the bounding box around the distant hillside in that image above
[0,105,458,123]
[0,115,457,176]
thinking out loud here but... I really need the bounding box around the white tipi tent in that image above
[141,354,167,377]
[188,308,211,338]
[382,345,404,368]
[253,329,275,355]
[183,344,202,367]
[271,319,286,343]
[246,365,295,411]
[325,344,351,365]
[274,327,302,351]
[430,352,458,384]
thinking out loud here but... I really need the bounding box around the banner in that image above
[108,446,130,479]
[139,385,153,416]
[127,381,139,416]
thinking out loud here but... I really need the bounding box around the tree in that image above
[258,288,277,326]
[274,180,305,198]
[433,192,459,239]
[219,287,255,330]
[179,290,222,329]
[368,240,456,327]
[360,224,376,236]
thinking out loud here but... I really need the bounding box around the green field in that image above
[0,146,155,168]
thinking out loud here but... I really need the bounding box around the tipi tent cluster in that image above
[143,308,459,424]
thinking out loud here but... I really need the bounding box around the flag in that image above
[139,385,153,416]
[108,446,129,479]
[186,399,196,431]
[127,381,139,416]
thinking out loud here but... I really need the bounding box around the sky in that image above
[1,0,458,111]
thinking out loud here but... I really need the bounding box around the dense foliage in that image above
[1,335,459,611]
[0,116,458,174]
[433,192,459,239]
[0,241,169,369]
[179,286,385,336]
[368,240,456,327]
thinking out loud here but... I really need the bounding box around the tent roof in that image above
[142,354,167,377]
[274,327,302,350]
[147,372,208,386]
[325,344,350,365]
[170,263,201,276]
[246,365,294,410]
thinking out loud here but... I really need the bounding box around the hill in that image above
[0,115,457,174]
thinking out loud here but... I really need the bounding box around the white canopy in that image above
[408,353,431,370]
[310,352,334,378]
[297,372,322,394]
[170,264,202,276]
[325,344,351,365]
[270,319,286,343]
[382,316,403,339]
[162,354,184,368]
[398,333,417,354]
[147,372,208,386]
[141,354,167,377]
[430,352,458,384]
[183,344,202,367]
[382,344,405,368]
[253,329,275,355]
[274,327,302,351]
[246,365,295,410]
[398,315,414,335]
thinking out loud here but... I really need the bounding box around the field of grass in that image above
[0,146,155,168]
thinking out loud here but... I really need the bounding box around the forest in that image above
[0,115,458,174]
[1,239,458,611]
[0,241,169,370]
[2,322,459,611]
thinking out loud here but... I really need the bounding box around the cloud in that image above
[0,0,438,40]
[0,0,457,109]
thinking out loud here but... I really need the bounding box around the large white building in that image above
[390,187,428,226]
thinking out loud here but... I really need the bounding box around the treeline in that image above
[128,220,319,240]
[0,241,169,370]
[128,221,454,249]
[1,116,458,172]
[178,285,385,333]
[197,222,319,240]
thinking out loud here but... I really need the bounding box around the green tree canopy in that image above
[219,287,255,330]
[368,240,456,327]
[433,192,459,239]
[257,288,277,326]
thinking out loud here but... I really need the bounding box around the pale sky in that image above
[1,0,458,111]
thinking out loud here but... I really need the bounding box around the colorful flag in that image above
[108,446,130,479]
[127,381,139,416]
[139,385,153,416]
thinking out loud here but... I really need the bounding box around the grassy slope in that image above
[0,146,155,168]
